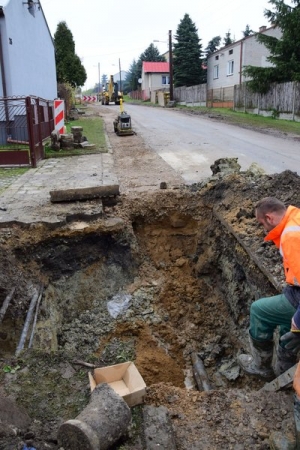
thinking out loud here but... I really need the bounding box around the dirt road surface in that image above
[1,103,300,450]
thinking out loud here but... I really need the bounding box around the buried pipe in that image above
[15,284,42,357]
[28,286,43,349]
[58,383,131,450]
[191,352,212,392]
[0,287,16,324]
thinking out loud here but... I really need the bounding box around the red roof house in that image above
[141,61,170,100]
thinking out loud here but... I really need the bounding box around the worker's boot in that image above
[274,344,298,377]
[238,333,274,380]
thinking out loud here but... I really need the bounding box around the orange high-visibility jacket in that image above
[265,205,300,287]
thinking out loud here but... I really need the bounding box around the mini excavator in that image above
[113,99,134,136]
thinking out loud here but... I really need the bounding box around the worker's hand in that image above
[280,331,300,353]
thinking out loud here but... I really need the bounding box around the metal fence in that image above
[0,96,54,168]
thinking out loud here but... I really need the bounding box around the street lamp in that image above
[154,30,173,101]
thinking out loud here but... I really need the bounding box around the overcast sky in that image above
[41,0,281,90]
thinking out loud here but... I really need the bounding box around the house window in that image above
[162,75,170,85]
[215,55,219,60]
[229,49,233,55]
[227,60,234,75]
[213,65,219,79]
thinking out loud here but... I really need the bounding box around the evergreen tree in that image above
[243,0,300,93]
[136,43,166,81]
[124,59,140,92]
[242,24,254,37]
[223,30,234,46]
[204,36,221,59]
[54,21,87,87]
[173,13,204,87]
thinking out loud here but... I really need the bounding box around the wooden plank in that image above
[50,185,120,203]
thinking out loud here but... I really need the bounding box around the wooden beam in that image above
[50,185,120,203]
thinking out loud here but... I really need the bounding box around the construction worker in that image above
[238,197,300,379]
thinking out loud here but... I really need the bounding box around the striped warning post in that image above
[54,99,65,135]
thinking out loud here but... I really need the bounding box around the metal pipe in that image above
[0,32,7,97]
[7,138,29,145]
[28,286,43,348]
[0,287,16,324]
[15,285,41,356]
[191,352,212,391]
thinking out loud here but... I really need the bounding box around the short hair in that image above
[255,197,286,218]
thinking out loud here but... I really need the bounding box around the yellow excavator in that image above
[101,75,123,105]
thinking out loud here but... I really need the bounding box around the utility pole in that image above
[119,58,122,93]
[169,30,173,101]
[98,62,100,100]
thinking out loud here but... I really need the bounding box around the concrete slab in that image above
[0,152,119,226]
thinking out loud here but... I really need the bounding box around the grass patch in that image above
[176,105,300,135]
[0,167,29,178]
[45,116,107,158]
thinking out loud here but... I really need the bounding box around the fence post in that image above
[26,96,36,168]
[36,98,44,159]
[47,101,52,137]
[292,81,296,121]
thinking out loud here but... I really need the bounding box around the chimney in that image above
[259,26,267,32]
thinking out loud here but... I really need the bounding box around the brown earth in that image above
[0,104,300,450]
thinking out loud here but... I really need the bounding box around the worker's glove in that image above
[280,331,300,353]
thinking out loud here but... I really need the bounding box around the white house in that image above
[207,26,282,90]
[141,61,170,100]
[0,0,57,99]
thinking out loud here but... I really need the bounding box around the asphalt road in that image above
[125,104,300,184]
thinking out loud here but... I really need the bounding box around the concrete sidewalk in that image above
[0,152,118,226]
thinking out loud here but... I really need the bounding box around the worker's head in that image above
[255,197,287,232]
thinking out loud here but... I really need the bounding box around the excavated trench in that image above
[1,172,296,449]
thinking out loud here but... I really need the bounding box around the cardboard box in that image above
[89,361,146,407]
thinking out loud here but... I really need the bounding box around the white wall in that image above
[207,27,282,90]
[207,42,241,89]
[142,72,169,91]
[0,0,57,99]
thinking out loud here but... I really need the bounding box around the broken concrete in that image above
[142,405,176,450]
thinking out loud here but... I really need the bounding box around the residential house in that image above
[207,26,282,94]
[141,61,170,100]
[0,0,57,99]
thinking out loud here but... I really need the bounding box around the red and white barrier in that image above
[54,99,65,135]
[82,95,97,102]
